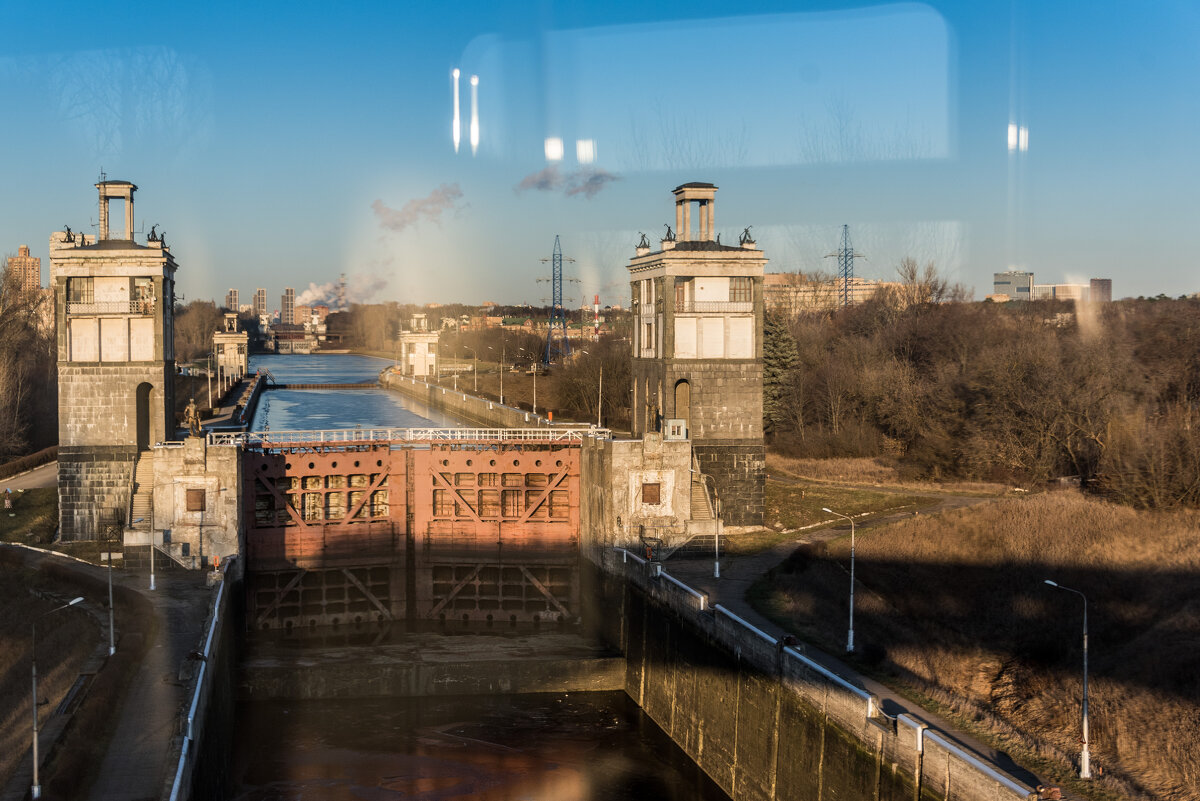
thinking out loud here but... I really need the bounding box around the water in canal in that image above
[234,354,727,800]
[248,354,461,431]
[230,692,727,800]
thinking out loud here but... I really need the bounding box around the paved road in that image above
[2,461,57,491]
[665,490,1048,795]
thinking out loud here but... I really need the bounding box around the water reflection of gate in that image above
[231,428,586,631]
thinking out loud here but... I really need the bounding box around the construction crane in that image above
[824,225,866,307]
[538,236,578,368]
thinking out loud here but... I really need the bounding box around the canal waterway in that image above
[248,354,461,431]
[231,692,727,801]
[234,353,726,800]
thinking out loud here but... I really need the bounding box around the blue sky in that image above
[1,1,1197,307]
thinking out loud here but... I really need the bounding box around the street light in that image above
[462,346,478,392]
[822,507,856,653]
[1044,579,1091,779]
[487,344,506,405]
[32,596,84,799]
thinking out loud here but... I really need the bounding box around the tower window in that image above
[67,277,94,304]
[730,277,752,303]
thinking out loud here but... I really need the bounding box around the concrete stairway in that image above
[129,452,154,530]
[691,478,713,520]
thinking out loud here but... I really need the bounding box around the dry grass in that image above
[751,491,1200,801]
[768,453,1011,495]
[0,565,100,791]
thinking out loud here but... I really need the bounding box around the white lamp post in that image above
[32,597,84,799]
[1044,579,1091,779]
[462,346,478,392]
[822,507,856,653]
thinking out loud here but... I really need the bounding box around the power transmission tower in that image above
[824,225,866,307]
[538,235,577,368]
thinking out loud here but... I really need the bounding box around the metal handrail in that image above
[208,426,610,448]
[676,300,753,313]
[66,300,155,315]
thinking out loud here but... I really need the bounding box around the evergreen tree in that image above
[763,311,798,435]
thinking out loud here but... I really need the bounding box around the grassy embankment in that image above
[750,456,1200,801]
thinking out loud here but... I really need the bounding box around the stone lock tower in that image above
[51,180,178,540]
[628,182,766,525]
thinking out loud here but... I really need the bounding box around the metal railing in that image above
[609,547,1035,801]
[675,300,753,313]
[208,426,610,448]
[66,300,155,315]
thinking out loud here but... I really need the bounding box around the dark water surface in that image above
[230,692,729,801]
[248,354,460,430]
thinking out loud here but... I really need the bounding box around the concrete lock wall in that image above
[591,551,1034,801]
[380,370,553,429]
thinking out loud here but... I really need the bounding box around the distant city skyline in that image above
[2,1,1198,305]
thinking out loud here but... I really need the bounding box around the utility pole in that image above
[824,225,866,307]
[538,235,577,368]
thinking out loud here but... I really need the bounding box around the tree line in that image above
[0,258,56,461]
[765,276,1200,508]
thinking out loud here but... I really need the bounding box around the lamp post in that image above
[462,346,478,392]
[487,345,506,405]
[822,507,856,653]
[1044,579,1091,779]
[32,597,84,799]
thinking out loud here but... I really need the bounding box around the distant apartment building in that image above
[281,287,295,325]
[1090,278,1112,303]
[7,245,41,291]
[764,272,901,315]
[992,270,1033,301]
[225,288,239,311]
[294,304,311,325]
[253,287,267,318]
[1033,283,1090,302]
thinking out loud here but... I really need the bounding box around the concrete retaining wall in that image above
[380,370,554,429]
[594,550,1035,801]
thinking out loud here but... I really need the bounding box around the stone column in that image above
[707,201,715,241]
[125,195,135,240]
[698,201,707,241]
[98,195,109,240]
[682,202,691,241]
[675,202,683,240]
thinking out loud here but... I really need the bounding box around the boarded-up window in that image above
[455,473,475,487]
[478,490,500,517]
[434,489,454,516]
[525,490,547,518]
[326,475,346,489]
[186,489,206,512]
[525,473,548,488]
[349,490,367,518]
[501,490,521,517]
[549,490,569,518]
[502,473,524,487]
[371,490,389,517]
[325,492,346,519]
[642,483,661,505]
[302,493,322,521]
[479,473,498,487]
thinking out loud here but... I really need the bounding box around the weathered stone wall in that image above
[693,441,765,526]
[57,445,137,540]
[58,363,175,447]
[579,433,694,552]
[151,438,243,565]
